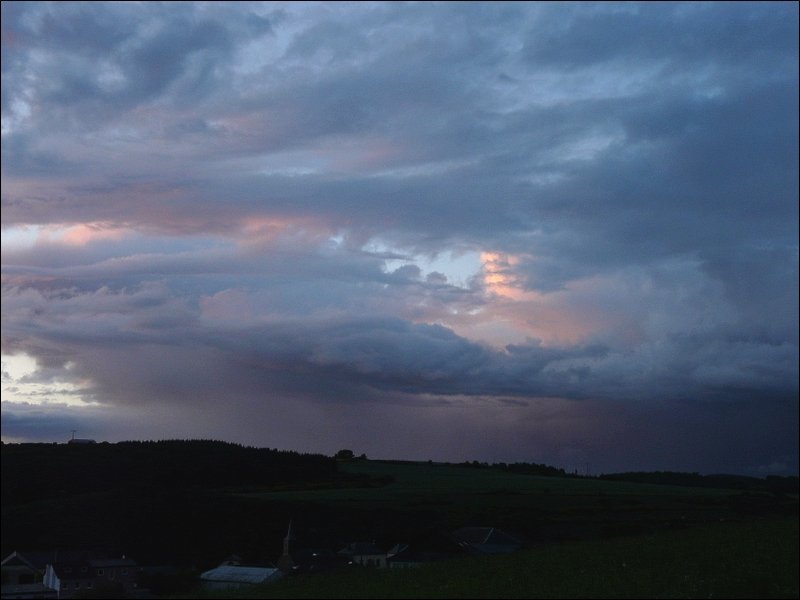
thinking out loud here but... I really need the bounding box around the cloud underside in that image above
[1,2,797,474]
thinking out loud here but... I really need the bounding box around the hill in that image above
[242,458,798,544]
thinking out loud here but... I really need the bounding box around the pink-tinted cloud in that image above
[45,223,131,246]
[1,2,797,476]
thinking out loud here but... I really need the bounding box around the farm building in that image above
[452,527,523,554]
[386,528,471,568]
[199,565,282,590]
[337,543,387,568]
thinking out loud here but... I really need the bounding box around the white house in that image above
[1,552,57,600]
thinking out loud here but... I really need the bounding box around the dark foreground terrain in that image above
[181,517,799,599]
[2,441,797,598]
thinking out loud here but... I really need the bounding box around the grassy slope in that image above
[185,517,799,599]
[243,459,738,510]
[240,460,776,539]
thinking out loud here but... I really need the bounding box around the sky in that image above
[1,2,798,476]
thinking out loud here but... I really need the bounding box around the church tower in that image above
[277,520,295,573]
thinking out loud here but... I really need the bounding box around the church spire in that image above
[277,519,295,573]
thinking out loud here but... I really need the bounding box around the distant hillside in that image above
[599,471,799,494]
[1,439,337,506]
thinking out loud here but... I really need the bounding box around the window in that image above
[121,568,128,575]
[75,582,81,589]
[88,582,93,589]
[96,569,104,576]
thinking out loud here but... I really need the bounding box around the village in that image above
[1,523,525,598]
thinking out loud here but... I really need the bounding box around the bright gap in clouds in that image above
[1,223,132,249]
[367,242,552,348]
[365,239,482,289]
[417,251,482,288]
[1,353,96,407]
[1,225,42,250]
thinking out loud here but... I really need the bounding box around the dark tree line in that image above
[454,460,568,478]
[1,441,343,566]
[1,440,336,506]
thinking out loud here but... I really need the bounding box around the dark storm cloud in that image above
[2,2,797,474]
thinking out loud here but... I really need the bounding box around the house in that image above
[42,553,139,599]
[337,543,387,568]
[199,565,282,590]
[2,551,140,600]
[386,528,472,568]
[65,439,96,445]
[1,552,57,599]
[451,527,523,555]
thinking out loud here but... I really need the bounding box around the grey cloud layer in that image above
[3,275,794,407]
[2,2,797,473]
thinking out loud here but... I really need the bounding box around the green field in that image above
[246,459,754,507]
[241,460,788,542]
[184,517,799,599]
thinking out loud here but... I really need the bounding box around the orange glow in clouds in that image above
[480,251,530,301]
[60,223,130,246]
[33,223,132,246]
[449,251,603,347]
